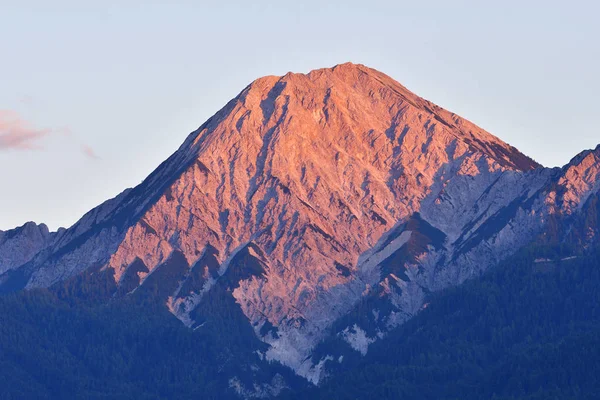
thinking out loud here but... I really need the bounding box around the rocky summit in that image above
[2,63,600,392]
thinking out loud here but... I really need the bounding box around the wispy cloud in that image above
[81,144,100,160]
[0,109,100,159]
[0,110,52,150]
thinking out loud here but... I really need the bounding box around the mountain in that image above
[1,63,600,398]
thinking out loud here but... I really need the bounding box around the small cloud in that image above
[1,110,96,158]
[81,144,100,160]
[0,110,52,150]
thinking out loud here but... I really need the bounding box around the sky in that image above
[1,1,599,231]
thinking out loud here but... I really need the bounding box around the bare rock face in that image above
[3,63,599,384]
[0,222,57,275]
[552,145,600,215]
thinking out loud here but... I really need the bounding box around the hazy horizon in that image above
[2,1,599,230]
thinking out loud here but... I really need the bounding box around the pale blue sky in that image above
[1,1,599,230]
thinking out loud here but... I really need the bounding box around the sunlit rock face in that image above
[552,146,600,215]
[2,63,599,384]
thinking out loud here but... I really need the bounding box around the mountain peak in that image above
[250,62,399,92]
[566,143,600,167]
[232,63,539,172]
[6,221,50,236]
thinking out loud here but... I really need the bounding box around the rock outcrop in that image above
[0,222,57,275]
